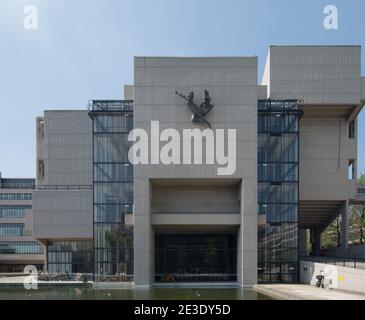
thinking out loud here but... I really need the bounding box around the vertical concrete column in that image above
[134,179,153,287]
[238,179,257,287]
[315,228,321,255]
[310,228,321,256]
[340,200,349,254]
[298,229,307,256]
[43,241,48,271]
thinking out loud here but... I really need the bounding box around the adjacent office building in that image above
[31,45,365,286]
[0,174,44,272]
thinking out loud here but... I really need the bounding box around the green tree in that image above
[322,174,365,248]
[358,172,365,184]
[349,205,365,244]
[322,215,342,248]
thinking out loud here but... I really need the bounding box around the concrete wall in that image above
[300,260,365,294]
[258,85,267,99]
[300,118,356,200]
[33,110,93,242]
[262,45,362,105]
[37,110,92,186]
[151,184,240,214]
[32,190,92,239]
[124,85,134,100]
[133,57,258,287]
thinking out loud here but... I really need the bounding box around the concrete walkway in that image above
[255,284,365,300]
[0,275,86,285]
[0,276,27,284]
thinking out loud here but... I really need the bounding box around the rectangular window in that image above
[0,193,32,200]
[1,179,35,189]
[0,193,32,201]
[0,206,31,218]
[38,160,44,180]
[0,223,25,236]
[348,160,355,180]
[349,120,355,139]
[47,241,93,274]
[0,241,43,254]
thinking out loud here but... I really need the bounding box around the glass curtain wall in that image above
[89,101,134,282]
[47,241,93,274]
[0,241,43,254]
[155,234,237,282]
[257,100,302,283]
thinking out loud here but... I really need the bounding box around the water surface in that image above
[0,286,273,300]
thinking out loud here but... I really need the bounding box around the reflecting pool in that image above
[0,286,274,300]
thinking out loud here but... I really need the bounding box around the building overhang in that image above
[301,104,362,119]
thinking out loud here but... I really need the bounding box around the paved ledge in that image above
[93,282,134,289]
[255,284,365,300]
[0,276,91,286]
[153,282,239,289]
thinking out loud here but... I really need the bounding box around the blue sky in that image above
[0,0,364,178]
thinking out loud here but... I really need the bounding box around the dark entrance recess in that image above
[155,234,237,282]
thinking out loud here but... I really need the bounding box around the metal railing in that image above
[301,255,365,270]
[35,185,92,190]
[88,100,133,112]
[356,183,365,195]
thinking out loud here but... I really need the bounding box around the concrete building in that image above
[0,174,44,272]
[31,45,365,286]
[33,111,93,274]
[262,46,364,258]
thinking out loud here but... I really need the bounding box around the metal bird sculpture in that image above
[175,90,214,128]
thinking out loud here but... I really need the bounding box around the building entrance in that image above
[155,234,237,282]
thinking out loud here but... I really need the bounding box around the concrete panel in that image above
[258,85,267,99]
[32,190,92,239]
[151,184,240,214]
[300,117,356,201]
[41,110,92,186]
[151,214,240,225]
[263,46,362,105]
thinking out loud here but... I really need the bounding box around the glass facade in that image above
[87,98,303,284]
[0,179,35,189]
[257,99,302,283]
[0,205,31,219]
[0,193,32,200]
[0,241,43,254]
[47,241,93,274]
[89,101,134,282]
[155,234,237,282]
[0,264,44,273]
[0,223,25,236]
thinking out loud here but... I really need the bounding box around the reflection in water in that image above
[0,286,273,300]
